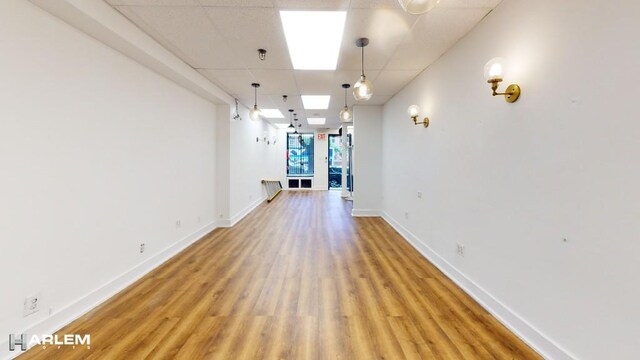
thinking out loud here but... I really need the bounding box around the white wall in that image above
[0,0,278,357]
[227,107,280,224]
[380,0,640,359]
[352,106,383,215]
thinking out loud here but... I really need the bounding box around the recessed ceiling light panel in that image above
[302,95,331,110]
[280,11,347,70]
[261,109,285,118]
[307,118,326,125]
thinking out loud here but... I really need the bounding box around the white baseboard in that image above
[352,209,382,217]
[380,212,575,360]
[1,221,217,360]
[222,196,266,228]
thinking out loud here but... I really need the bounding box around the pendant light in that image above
[353,38,374,101]
[249,83,262,121]
[340,83,353,122]
[293,116,299,134]
[398,0,440,15]
[287,109,295,130]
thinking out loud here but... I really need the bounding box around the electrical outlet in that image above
[456,243,465,257]
[23,293,41,317]
[404,212,409,220]
[176,220,181,228]
[140,243,145,254]
[417,191,423,199]
[198,216,201,224]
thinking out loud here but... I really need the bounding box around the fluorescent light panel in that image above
[302,95,331,109]
[261,109,285,118]
[280,11,347,70]
[307,118,326,125]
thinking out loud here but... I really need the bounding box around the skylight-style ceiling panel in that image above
[274,0,349,10]
[280,11,347,70]
[301,95,331,110]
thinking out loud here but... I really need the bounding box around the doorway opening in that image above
[328,134,351,190]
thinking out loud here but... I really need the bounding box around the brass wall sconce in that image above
[484,57,521,103]
[408,105,429,128]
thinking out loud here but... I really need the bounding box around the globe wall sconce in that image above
[484,57,521,103]
[407,105,429,128]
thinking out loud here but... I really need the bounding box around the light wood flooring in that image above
[20,191,540,359]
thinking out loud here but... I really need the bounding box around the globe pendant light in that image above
[398,0,440,15]
[340,83,353,122]
[249,83,262,121]
[353,38,374,101]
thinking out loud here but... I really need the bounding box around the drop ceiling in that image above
[106,0,501,128]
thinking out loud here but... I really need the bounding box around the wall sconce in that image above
[484,57,521,103]
[408,105,429,128]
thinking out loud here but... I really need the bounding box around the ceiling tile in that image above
[294,70,379,95]
[107,0,200,5]
[349,0,401,9]
[385,8,490,70]
[107,0,500,112]
[337,8,418,70]
[198,69,256,96]
[439,0,502,8]
[250,70,298,95]
[203,7,292,70]
[270,94,304,113]
[373,70,421,95]
[197,0,274,6]
[118,6,241,69]
[356,95,391,105]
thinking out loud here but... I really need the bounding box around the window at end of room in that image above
[287,133,314,177]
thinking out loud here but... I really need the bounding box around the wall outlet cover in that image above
[24,293,41,317]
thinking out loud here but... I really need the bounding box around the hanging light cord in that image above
[254,86,258,107]
[344,87,348,107]
[361,45,365,78]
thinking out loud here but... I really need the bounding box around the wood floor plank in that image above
[19,191,541,360]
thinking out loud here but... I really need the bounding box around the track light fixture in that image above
[340,84,353,123]
[353,37,374,101]
[249,83,263,121]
